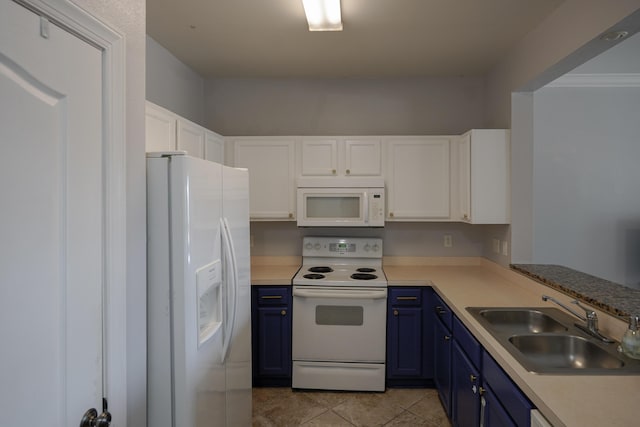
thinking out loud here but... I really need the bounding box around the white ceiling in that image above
[147,0,565,78]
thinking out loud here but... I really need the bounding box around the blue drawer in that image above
[389,288,422,306]
[453,316,482,369]
[433,292,453,331]
[256,287,290,306]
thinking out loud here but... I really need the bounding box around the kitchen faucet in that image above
[542,295,615,343]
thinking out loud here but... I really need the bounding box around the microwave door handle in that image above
[363,191,369,224]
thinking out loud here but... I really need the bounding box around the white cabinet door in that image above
[233,139,296,220]
[344,139,382,176]
[456,130,510,224]
[301,139,338,176]
[177,118,205,158]
[386,138,450,220]
[146,102,177,152]
[301,138,382,177]
[205,130,225,163]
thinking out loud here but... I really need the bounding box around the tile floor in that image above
[252,387,451,426]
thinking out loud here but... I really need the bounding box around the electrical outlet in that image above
[492,238,500,254]
[443,234,453,248]
[502,240,509,256]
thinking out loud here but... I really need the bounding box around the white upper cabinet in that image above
[145,102,176,152]
[300,137,382,177]
[344,139,382,176]
[386,137,451,220]
[455,129,510,224]
[204,130,225,164]
[232,138,296,220]
[301,139,338,176]
[177,118,205,158]
[145,101,224,162]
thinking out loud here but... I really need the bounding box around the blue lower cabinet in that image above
[251,286,292,386]
[386,287,434,387]
[452,340,481,427]
[433,315,452,416]
[482,351,533,427]
[451,316,482,427]
[481,383,517,427]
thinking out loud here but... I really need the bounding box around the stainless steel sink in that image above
[508,334,625,371]
[477,308,568,334]
[466,307,640,375]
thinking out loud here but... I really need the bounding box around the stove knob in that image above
[372,244,380,252]
[305,242,313,250]
[364,244,371,252]
[314,243,321,250]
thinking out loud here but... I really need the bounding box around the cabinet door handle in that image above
[389,212,394,218]
[393,309,399,316]
[397,296,417,301]
[470,374,477,382]
[288,213,294,219]
[436,306,447,315]
[281,310,287,316]
[479,386,486,396]
[444,335,451,341]
[261,295,283,299]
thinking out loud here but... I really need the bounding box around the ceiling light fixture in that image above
[302,0,342,31]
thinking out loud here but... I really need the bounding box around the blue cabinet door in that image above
[256,306,291,377]
[452,341,481,427]
[481,383,517,427]
[251,286,292,386]
[434,316,452,416]
[388,306,423,377]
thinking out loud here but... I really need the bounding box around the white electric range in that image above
[292,237,388,392]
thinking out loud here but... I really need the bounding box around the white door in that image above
[0,1,108,425]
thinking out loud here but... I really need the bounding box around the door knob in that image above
[79,399,111,427]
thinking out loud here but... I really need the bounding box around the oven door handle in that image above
[293,288,387,300]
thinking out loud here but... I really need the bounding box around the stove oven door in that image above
[292,286,387,362]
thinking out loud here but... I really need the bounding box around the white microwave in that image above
[296,177,385,227]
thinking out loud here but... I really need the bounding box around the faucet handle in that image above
[571,300,597,318]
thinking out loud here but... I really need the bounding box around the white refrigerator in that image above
[147,152,251,427]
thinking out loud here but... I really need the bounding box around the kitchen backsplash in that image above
[250,222,510,265]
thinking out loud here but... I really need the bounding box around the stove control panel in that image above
[302,237,383,258]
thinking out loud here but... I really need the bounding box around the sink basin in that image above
[509,334,624,370]
[478,309,568,334]
[466,306,640,374]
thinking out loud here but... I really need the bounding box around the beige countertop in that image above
[251,256,300,285]
[384,258,637,427]
[250,256,639,426]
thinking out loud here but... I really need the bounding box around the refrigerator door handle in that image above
[220,217,239,363]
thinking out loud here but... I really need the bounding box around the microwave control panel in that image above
[369,191,385,223]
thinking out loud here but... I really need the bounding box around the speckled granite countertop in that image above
[511,264,640,317]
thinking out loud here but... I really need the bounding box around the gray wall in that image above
[75,0,146,425]
[483,0,640,269]
[146,36,206,125]
[484,0,640,128]
[532,86,640,288]
[204,77,485,136]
